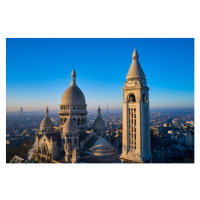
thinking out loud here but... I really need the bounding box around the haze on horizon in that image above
[6,38,194,112]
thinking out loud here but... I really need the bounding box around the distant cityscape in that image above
[6,110,194,163]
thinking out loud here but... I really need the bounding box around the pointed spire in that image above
[132,46,139,60]
[98,106,101,117]
[71,66,76,86]
[71,66,76,77]
[126,47,145,80]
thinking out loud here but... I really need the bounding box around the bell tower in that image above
[120,47,152,163]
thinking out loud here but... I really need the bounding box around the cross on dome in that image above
[71,66,77,86]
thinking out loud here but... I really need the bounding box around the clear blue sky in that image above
[6,38,194,112]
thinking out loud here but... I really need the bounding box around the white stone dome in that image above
[63,117,77,133]
[40,107,54,132]
[61,67,86,106]
[61,85,86,106]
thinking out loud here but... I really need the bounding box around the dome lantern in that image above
[71,66,76,86]
[132,46,139,60]
[98,106,101,117]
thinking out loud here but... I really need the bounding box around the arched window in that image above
[73,118,76,122]
[129,94,136,103]
[77,118,80,125]
[81,118,84,125]
[143,93,146,103]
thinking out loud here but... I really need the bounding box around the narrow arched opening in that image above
[129,94,136,103]
[42,144,48,155]
[143,93,146,103]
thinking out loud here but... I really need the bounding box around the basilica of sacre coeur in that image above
[31,47,152,163]
[32,67,117,163]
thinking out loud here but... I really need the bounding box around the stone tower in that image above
[120,47,152,163]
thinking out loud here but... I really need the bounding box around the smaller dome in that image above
[63,109,78,134]
[93,106,105,132]
[40,107,54,132]
[40,118,54,131]
[93,117,105,132]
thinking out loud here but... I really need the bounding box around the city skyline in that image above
[6,38,194,111]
